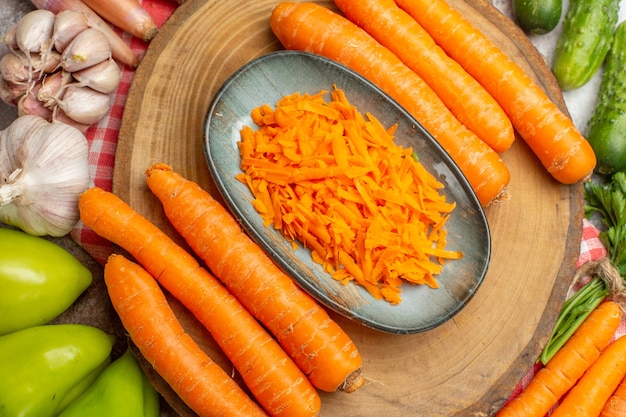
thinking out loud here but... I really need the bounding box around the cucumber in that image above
[552,0,619,90]
[586,21,626,175]
[512,0,562,35]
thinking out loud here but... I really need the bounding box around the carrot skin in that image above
[104,254,269,417]
[81,0,158,42]
[332,0,515,153]
[496,301,623,417]
[394,0,596,184]
[145,163,365,393]
[269,2,510,207]
[552,335,626,417]
[600,376,626,417]
[79,187,321,417]
[30,0,139,68]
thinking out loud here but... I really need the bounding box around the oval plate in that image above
[204,50,491,334]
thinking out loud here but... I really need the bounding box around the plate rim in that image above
[203,50,492,334]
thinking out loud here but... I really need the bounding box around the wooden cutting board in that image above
[113,0,584,415]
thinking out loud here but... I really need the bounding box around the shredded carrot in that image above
[237,86,462,304]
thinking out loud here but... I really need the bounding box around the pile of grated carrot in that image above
[236,86,462,304]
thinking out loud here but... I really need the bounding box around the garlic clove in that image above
[55,84,110,125]
[15,10,56,54]
[61,28,112,72]
[30,50,62,74]
[17,81,53,121]
[0,52,30,85]
[0,79,28,106]
[52,108,91,133]
[0,115,92,237]
[52,10,89,54]
[0,80,17,106]
[71,58,121,94]
[2,24,18,50]
[38,70,72,108]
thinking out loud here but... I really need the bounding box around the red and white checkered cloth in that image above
[63,1,625,410]
[69,0,176,265]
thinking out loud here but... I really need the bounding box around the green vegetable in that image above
[551,0,619,90]
[0,324,114,417]
[512,0,562,35]
[0,227,93,336]
[539,172,626,365]
[586,21,626,175]
[58,348,160,417]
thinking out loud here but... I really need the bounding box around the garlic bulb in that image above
[0,53,30,85]
[15,9,56,54]
[18,82,52,120]
[37,70,72,107]
[54,85,111,125]
[0,115,92,236]
[61,28,111,72]
[0,10,121,130]
[52,10,89,54]
[72,58,120,94]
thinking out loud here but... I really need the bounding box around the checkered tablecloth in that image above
[68,0,176,265]
[62,0,624,410]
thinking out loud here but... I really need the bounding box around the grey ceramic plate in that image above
[204,51,490,334]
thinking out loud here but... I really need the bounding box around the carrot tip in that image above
[338,368,365,393]
[146,163,174,176]
[143,26,158,42]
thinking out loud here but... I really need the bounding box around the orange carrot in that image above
[394,0,596,184]
[269,2,510,207]
[145,163,365,393]
[601,376,626,417]
[79,187,321,417]
[81,0,158,42]
[104,253,269,417]
[495,301,623,417]
[333,0,514,153]
[236,88,463,304]
[31,0,140,67]
[552,335,626,417]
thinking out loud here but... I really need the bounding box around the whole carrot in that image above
[31,0,139,67]
[104,253,269,417]
[79,187,321,417]
[81,0,158,42]
[552,335,626,417]
[495,301,623,417]
[333,0,515,153]
[269,2,510,207]
[600,376,626,417]
[394,0,596,184]
[145,163,365,393]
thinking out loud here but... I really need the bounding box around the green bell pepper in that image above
[0,324,114,417]
[0,228,93,335]
[59,348,160,417]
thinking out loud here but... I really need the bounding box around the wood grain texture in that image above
[113,0,584,415]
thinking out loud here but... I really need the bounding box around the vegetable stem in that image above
[539,171,626,365]
[539,277,609,364]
